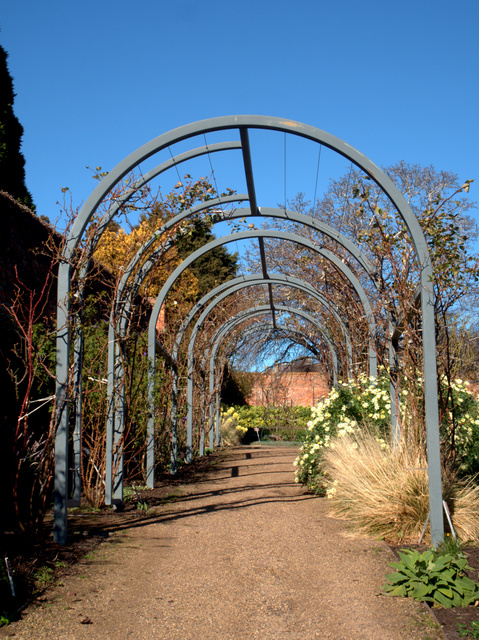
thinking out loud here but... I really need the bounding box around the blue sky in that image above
[1,0,478,228]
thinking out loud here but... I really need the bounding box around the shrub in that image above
[228,405,312,441]
[294,374,479,493]
[294,376,391,492]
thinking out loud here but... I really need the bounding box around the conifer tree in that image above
[0,45,34,209]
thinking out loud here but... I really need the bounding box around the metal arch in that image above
[58,115,437,259]
[182,280,351,466]
[104,207,378,504]
[104,206,378,498]
[146,232,376,479]
[162,272,348,475]
[55,116,442,544]
[146,230,376,479]
[161,272,349,474]
[73,176,383,506]
[147,228,376,389]
[116,205,378,338]
[99,182,380,493]
[205,307,339,450]
[171,273,355,369]
[200,322,334,454]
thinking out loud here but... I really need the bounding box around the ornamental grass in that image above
[321,432,479,544]
[220,407,247,446]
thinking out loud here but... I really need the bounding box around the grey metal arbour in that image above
[146,230,378,476]
[101,202,377,504]
[182,280,350,466]
[102,205,379,494]
[205,309,340,450]
[85,150,388,507]
[54,116,443,545]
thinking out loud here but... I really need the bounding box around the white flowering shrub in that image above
[294,374,479,493]
[294,375,392,492]
[440,378,479,476]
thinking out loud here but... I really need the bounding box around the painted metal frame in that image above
[54,116,443,545]
[204,308,339,450]
[103,208,378,503]
[146,230,377,479]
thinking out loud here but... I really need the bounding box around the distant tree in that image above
[175,216,238,299]
[220,364,253,406]
[0,46,34,209]
[93,175,238,311]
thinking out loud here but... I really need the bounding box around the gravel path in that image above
[6,445,443,639]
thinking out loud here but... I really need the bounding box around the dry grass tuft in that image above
[321,432,479,544]
[452,479,479,543]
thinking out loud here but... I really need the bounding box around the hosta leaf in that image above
[398,551,416,569]
[401,568,419,580]
[388,584,407,597]
[431,556,451,571]
[440,569,455,582]
[385,573,407,585]
[410,582,429,599]
[455,576,477,592]
[434,590,454,608]
[455,557,468,571]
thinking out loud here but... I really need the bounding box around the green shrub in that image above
[232,405,311,441]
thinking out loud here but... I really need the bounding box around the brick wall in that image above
[247,370,330,407]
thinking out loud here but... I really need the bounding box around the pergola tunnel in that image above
[54,116,444,545]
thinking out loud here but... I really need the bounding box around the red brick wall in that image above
[246,371,329,407]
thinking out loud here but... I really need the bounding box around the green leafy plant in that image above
[383,548,479,608]
[34,566,54,586]
[458,620,479,638]
[0,611,13,627]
